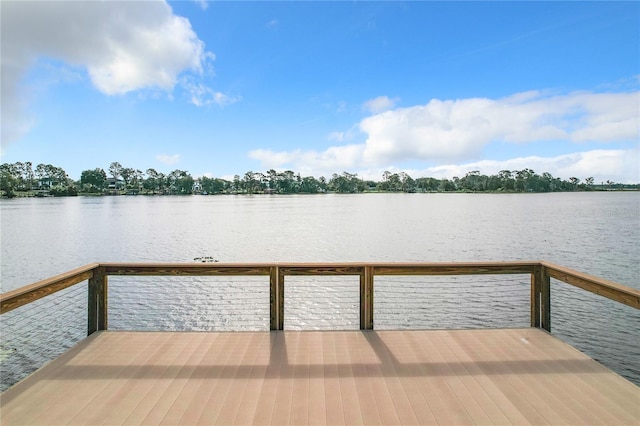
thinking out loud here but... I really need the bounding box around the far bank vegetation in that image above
[1,161,637,198]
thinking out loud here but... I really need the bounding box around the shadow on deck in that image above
[2,328,638,425]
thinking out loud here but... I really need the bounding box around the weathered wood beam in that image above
[541,266,551,331]
[372,262,535,276]
[279,265,364,275]
[277,268,285,330]
[270,266,281,330]
[542,261,640,310]
[0,264,98,314]
[88,266,108,334]
[2,261,638,344]
[531,265,541,328]
[360,266,374,330]
[102,263,272,276]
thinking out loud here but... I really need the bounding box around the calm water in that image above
[1,192,639,389]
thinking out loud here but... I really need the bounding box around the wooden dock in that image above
[2,328,639,425]
[1,261,639,424]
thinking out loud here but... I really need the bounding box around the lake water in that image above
[1,192,639,390]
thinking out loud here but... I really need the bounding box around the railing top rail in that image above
[102,260,539,272]
[0,263,99,314]
[370,262,535,275]
[541,261,640,309]
[102,263,274,276]
[1,261,638,315]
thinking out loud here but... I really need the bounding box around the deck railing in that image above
[1,261,638,334]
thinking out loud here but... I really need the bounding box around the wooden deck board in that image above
[2,328,639,425]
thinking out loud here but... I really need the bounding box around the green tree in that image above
[460,170,483,192]
[278,170,296,193]
[451,176,460,190]
[13,161,34,191]
[33,163,69,189]
[569,177,580,190]
[232,175,241,192]
[168,169,194,194]
[120,167,136,189]
[0,163,19,197]
[388,173,401,192]
[300,176,320,193]
[80,168,107,192]
[585,177,594,189]
[514,169,531,192]
[266,169,278,192]
[201,176,228,194]
[378,171,403,192]
[144,168,159,193]
[439,179,455,191]
[400,172,415,192]
[131,169,145,191]
[329,172,361,193]
[540,172,554,192]
[34,163,46,183]
[415,177,439,192]
[23,161,34,191]
[243,171,259,194]
[498,170,514,191]
[109,162,123,182]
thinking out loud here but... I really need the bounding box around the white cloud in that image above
[363,96,398,114]
[184,80,241,107]
[194,0,209,11]
[156,154,181,165]
[266,19,279,29]
[409,149,639,183]
[555,149,639,183]
[250,149,638,184]
[248,149,293,169]
[249,145,365,177]
[327,123,361,144]
[247,89,639,182]
[360,90,639,165]
[328,132,345,142]
[1,0,214,144]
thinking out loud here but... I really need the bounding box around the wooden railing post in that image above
[541,265,551,331]
[360,266,374,330]
[88,266,108,335]
[270,266,284,330]
[277,268,284,330]
[88,277,97,335]
[531,266,540,328]
[531,264,550,331]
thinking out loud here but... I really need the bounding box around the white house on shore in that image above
[106,178,125,190]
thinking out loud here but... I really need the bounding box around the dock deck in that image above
[2,328,638,425]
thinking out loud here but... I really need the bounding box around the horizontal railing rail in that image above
[541,261,640,308]
[1,262,638,334]
[0,263,99,314]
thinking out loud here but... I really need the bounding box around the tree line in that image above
[1,161,637,198]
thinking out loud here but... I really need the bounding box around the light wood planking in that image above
[2,329,638,425]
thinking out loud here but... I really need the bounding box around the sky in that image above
[1,1,639,183]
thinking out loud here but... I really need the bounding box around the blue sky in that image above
[1,1,639,183]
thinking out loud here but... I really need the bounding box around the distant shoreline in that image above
[2,162,638,198]
[2,187,638,199]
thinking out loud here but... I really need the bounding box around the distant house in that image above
[37,177,61,189]
[107,178,125,190]
[192,180,202,194]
